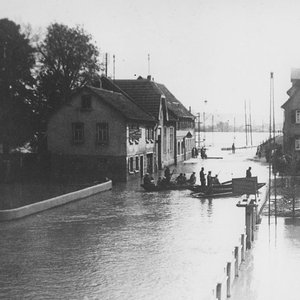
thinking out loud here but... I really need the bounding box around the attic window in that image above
[81,95,92,111]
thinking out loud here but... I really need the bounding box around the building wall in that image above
[283,89,300,157]
[126,123,155,179]
[176,128,196,162]
[47,92,127,156]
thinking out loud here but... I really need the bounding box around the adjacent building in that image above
[47,76,195,181]
[102,76,195,170]
[282,69,300,159]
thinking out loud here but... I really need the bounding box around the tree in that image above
[0,18,36,154]
[37,23,101,113]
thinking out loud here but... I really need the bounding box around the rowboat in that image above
[141,182,194,192]
[191,182,266,198]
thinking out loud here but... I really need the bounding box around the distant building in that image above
[102,76,195,170]
[281,69,300,158]
[47,86,155,182]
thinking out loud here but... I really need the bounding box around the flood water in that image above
[0,132,270,300]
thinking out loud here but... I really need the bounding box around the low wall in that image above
[0,180,112,221]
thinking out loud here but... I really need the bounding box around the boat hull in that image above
[141,183,194,192]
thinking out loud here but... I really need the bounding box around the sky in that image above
[2,0,300,127]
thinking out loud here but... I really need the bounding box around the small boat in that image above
[192,191,238,199]
[191,182,266,198]
[141,182,194,192]
[190,181,232,193]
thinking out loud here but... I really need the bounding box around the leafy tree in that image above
[0,18,36,154]
[37,23,101,113]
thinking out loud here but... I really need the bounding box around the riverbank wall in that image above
[0,180,112,221]
[209,184,269,300]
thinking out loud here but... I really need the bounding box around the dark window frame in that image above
[72,122,84,144]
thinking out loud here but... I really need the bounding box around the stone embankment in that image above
[0,180,112,221]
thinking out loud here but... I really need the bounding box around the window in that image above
[163,127,167,153]
[145,127,154,141]
[295,138,300,150]
[129,157,134,173]
[170,127,174,152]
[81,95,92,110]
[72,123,84,144]
[96,122,109,144]
[296,110,300,124]
[135,156,139,171]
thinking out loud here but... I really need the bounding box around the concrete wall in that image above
[0,180,112,221]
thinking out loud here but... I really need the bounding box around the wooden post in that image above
[245,205,253,249]
[226,262,231,298]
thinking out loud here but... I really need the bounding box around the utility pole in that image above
[113,54,115,80]
[105,53,108,77]
[244,100,248,146]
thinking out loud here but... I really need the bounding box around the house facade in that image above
[47,86,155,182]
[282,69,300,159]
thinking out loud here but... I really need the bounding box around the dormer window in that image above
[81,95,92,111]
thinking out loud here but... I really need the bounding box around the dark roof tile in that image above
[87,86,155,122]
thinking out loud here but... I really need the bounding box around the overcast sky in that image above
[2,0,300,126]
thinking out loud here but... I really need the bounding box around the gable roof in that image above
[86,86,155,123]
[112,78,163,119]
[156,83,195,120]
[281,84,300,109]
[108,77,194,121]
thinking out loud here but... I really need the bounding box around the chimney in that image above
[189,106,191,113]
[147,75,151,81]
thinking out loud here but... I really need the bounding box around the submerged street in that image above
[0,133,274,300]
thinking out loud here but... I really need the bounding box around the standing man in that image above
[200,167,206,187]
[246,167,252,178]
[207,171,212,187]
[232,143,235,154]
[164,166,171,183]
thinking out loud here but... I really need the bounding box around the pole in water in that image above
[268,72,273,224]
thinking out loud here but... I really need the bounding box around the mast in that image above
[113,54,115,80]
[244,100,248,146]
[148,53,151,76]
[233,116,236,142]
[271,72,277,223]
[268,72,273,224]
[249,101,253,146]
[105,53,108,77]
[212,114,214,146]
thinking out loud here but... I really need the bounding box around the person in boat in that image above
[207,171,212,187]
[176,173,186,185]
[246,167,252,178]
[189,172,196,185]
[213,174,220,185]
[143,173,152,185]
[200,167,206,187]
[232,143,235,154]
[157,177,163,186]
[164,166,172,183]
[205,171,213,194]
